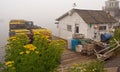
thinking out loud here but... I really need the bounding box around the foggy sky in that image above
[0,0,112,46]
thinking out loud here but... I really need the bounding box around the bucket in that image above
[76,45,83,52]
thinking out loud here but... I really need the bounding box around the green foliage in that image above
[3,34,65,72]
[109,28,120,53]
[0,62,4,69]
[86,61,105,72]
[113,28,120,41]
[68,61,105,72]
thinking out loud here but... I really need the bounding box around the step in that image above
[61,56,81,65]
[62,50,75,55]
[61,53,79,60]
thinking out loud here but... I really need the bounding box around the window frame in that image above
[67,25,72,32]
[75,26,79,33]
[99,26,107,31]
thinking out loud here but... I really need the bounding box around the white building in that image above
[56,9,117,41]
[103,0,120,27]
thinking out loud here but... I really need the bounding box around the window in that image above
[99,26,106,30]
[110,2,114,7]
[67,25,72,31]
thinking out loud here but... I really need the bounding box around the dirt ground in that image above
[104,52,120,68]
[59,49,120,72]
[53,35,120,72]
[58,49,96,72]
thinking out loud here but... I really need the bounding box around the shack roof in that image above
[56,9,117,24]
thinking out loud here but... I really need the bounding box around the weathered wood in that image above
[104,39,120,55]
[98,44,116,54]
[94,38,120,61]
[104,45,120,55]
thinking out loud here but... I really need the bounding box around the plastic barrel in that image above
[101,33,112,42]
[71,39,79,51]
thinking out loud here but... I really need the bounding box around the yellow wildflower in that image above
[24,44,36,51]
[83,68,87,71]
[26,50,30,54]
[12,67,16,69]
[47,39,51,42]
[45,36,49,39]
[5,61,14,66]
[8,64,13,67]
[29,47,36,51]
[73,63,78,67]
[8,36,17,41]
[19,51,24,55]
[33,31,40,35]
[12,39,16,41]
[35,51,39,54]
[5,61,14,67]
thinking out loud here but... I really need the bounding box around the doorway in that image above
[75,24,79,33]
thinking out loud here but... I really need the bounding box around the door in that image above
[75,24,79,33]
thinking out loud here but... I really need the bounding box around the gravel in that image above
[105,52,120,72]
[105,53,120,68]
[0,46,5,63]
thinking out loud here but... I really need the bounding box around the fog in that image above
[0,0,107,46]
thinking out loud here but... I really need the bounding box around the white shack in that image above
[56,9,117,41]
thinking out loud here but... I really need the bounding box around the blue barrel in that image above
[71,39,79,51]
[101,33,112,42]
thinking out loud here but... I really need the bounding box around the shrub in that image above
[68,61,105,72]
[113,28,120,41]
[3,34,65,72]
